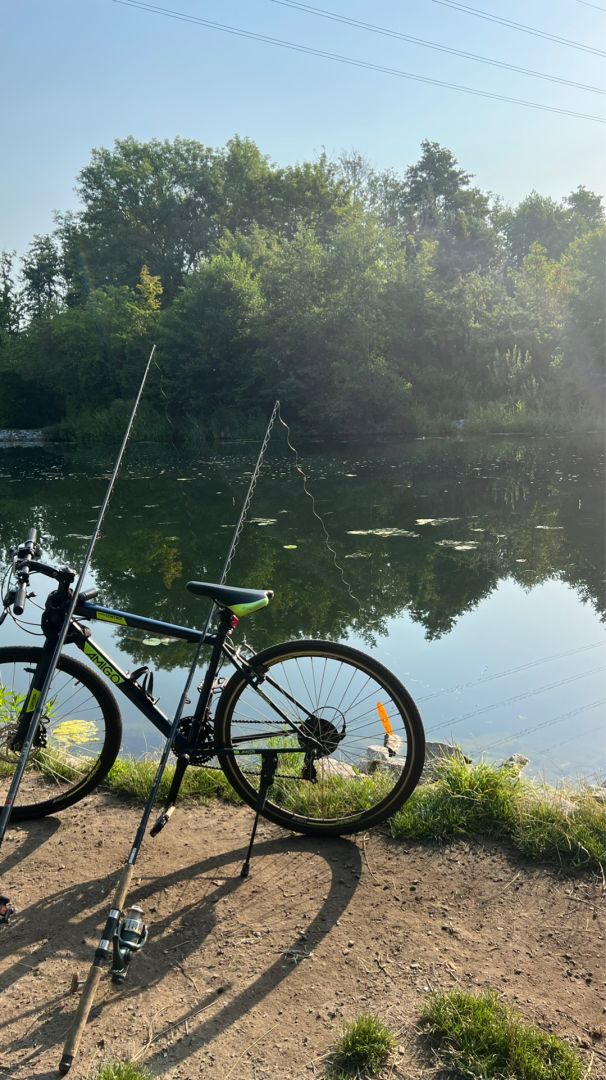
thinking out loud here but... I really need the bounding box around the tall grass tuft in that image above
[93,1063,152,1080]
[329,1014,397,1076]
[420,990,584,1080]
[389,756,605,872]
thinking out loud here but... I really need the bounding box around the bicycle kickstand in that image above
[240,750,279,879]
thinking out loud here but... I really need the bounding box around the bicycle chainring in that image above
[175,716,215,765]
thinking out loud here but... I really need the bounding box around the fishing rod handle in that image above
[59,863,135,1073]
[59,965,104,1074]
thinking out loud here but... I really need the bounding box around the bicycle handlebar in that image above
[12,527,39,615]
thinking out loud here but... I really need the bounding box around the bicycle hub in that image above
[110,905,148,983]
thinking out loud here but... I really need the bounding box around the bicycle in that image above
[0,527,425,838]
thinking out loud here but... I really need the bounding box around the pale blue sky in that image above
[2,0,605,255]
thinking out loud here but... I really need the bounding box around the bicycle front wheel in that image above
[0,646,122,821]
[215,640,425,836]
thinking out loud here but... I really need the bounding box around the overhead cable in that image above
[575,0,606,11]
[427,664,606,734]
[478,697,606,753]
[111,0,606,123]
[418,640,604,703]
[432,0,606,58]
[272,0,605,95]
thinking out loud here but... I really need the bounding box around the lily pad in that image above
[435,540,479,551]
[142,636,174,646]
[416,517,460,526]
[283,544,298,550]
[347,528,419,538]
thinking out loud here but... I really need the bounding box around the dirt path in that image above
[1,795,604,1079]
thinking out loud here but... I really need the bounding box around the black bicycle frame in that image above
[19,598,314,755]
[72,599,213,743]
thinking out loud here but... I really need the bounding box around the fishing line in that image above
[276,403,362,609]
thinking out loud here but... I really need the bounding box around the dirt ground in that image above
[1,794,604,1080]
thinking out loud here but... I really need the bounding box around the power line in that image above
[272,0,606,95]
[575,0,606,11]
[111,1,606,124]
[478,697,606,753]
[426,664,606,734]
[418,640,604,703]
[432,0,606,58]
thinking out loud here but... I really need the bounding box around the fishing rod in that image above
[0,344,156,854]
[59,400,280,1074]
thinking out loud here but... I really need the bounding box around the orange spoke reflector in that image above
[376,702,393,736]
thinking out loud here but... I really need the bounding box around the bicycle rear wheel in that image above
[0,646,122,821]
[215,639,425,836]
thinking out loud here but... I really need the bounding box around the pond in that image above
[1,433,604,783]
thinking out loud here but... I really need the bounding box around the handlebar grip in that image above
[13,582,28,616]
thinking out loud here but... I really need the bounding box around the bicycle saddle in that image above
[186,581,273,616]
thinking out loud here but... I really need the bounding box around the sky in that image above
[2,0,605,255]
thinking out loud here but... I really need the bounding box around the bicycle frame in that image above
[16,598,314,756]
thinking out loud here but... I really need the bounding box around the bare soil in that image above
[1,795,604,1080]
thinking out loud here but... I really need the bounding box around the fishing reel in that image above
[110,905,148,984]
[0,895,15,925]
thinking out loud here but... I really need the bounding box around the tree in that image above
[565,186,604,233]
[563,224,606,383]
[21,235,63,318]
[0,251,20,336]
[66,136,224,298]
[158,250,264,427]
[398,141,495,272]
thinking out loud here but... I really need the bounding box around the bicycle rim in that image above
[0,647,121,819]
[215,640,425,835]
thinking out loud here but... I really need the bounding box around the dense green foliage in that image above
[0,137,603,439]
[420,990,584,1079]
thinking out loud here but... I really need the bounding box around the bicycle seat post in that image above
[240,750,279,879]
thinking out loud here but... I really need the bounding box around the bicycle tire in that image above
[214,639,425,836]
[0,646,122,821]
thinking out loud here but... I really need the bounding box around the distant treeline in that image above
[0,136,603,441]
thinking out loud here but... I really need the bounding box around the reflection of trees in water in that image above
[0,437,603,665]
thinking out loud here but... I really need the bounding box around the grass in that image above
[420,990,584,1080]
[92,1064,152,1080]
[327,1014,397,1077]
[389,755,606,873]
[104,756,240,804]
[3,729,604,873]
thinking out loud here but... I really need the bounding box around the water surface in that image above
[1,434,604,781]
